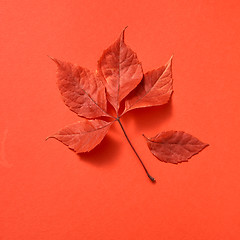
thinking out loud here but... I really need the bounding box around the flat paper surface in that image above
[0,0,240,239]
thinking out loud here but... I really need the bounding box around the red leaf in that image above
[97,28,143,113]
[47,119,113,153]
[143,131,208,164]
[51,58,110,119]
[48,29,209,181]
[123,56,173,115]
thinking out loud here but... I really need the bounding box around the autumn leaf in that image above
[47,28,208,182]
[47,119,113,153]
[50,57,111,119]
[143,131,209,164]
[97,27,143,114]
[122,56,173,115]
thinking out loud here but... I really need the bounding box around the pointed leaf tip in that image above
[47,55,54,60]
[47,55,61,66]
[45,136,50,141]
[121,26,128,40]
[123,56,173,115]
[97,28,143,113]
[142,134,148,140]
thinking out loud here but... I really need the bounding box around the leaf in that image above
[97,28,143,113]
[51,57,110,119]
[47,119,113,153]
[143,131,209,164]
[123,56,173,115]
[48,28,208,181]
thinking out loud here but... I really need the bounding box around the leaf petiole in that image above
[117,118,155,182]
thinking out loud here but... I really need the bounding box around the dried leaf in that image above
[144,131,208,164]
[48,29,208,181]
[51,58,110,119]
[97,28,143,113]
[123,56,173,115]
[47,119,113,153]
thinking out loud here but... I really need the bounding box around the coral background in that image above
[0,0,240,239]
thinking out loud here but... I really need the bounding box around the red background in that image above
[1,0,240,239]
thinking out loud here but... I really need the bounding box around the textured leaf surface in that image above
[49,29,208,177]
[97,28,143,113]
[123,57,173,114]
[52,58,110,119]
[144,131,208,164]
[47,119,113,153]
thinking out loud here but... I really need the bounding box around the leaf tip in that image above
[123,25,128,32]
[47,55,54,61]
[203,142,210,149]
[120,26,128,42]
[47,55,61,66]
[167,55,173,66]
[142,134,149,140]
[45,135,53,141]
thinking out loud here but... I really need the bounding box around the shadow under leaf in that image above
[122,99,173,131]
[77,135,120,167]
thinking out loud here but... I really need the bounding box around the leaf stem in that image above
[117,118,155,182]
